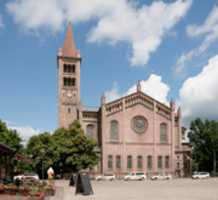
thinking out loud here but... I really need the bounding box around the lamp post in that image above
[40,149,45,180]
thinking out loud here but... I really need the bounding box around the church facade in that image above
[57,24,191,177]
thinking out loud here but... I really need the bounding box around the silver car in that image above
[14,172,39,181]
[192,172,210,179]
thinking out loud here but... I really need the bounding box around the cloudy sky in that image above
[0,0,218,142]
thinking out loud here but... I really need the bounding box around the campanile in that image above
[57,23,81,128]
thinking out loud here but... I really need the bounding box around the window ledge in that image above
[106,140,122,144]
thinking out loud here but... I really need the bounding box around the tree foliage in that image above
[26,120,99,177]
[0,120,24,175]
[26,132,55,177]
[188,118,218,173]
[0,120,23,153]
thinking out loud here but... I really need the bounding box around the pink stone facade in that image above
[58,24,191,177]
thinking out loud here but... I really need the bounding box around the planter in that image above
[4,185,18,195]
[28,192,45,200]
[0,184,4,194]
[44,185,55,196]
[18,187,30,196]
[0,182,52,199]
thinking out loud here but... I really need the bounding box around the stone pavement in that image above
[48,178,218,200]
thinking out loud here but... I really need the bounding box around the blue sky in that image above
[0,0,218,142]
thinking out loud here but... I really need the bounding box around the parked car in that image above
[192,172,210,179]
[14,172,39,181]
[151,174,172,180]
[124,172,146,181]
[95,174,116,181]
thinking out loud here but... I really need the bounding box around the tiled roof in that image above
[62,22,78,58]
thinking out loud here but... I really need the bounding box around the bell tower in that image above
[57,23,81,128]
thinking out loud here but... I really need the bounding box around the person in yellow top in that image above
[47,167,54,185]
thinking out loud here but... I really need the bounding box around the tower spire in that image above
[62,22,78,58]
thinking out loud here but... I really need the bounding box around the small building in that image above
[0,143,31,179]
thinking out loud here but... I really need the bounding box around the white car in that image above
[192,172,210,179]
[151,174,172,180]
[14,172,39,181]
[95,174,116,181]
[124,172,146,181]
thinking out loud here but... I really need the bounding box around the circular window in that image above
[131,116,148,134]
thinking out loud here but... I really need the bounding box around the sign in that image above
[75,172,93,195]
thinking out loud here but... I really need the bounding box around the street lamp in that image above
[40,149,46,180]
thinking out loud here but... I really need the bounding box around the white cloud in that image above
[105,74,170,105]
[174,49,195,76]
[7,0,192,66]
[127,74,170,105]
[88,0,192,66]
[7,0,64,33]
[6,122,40,144]
[105,81,120,103]
[175,6,218,74]
[0,15,3,28]
[179,54,218,125]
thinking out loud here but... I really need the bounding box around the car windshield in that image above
[136,172,144,175]
[23,172,36,176]
[199,172,208,175]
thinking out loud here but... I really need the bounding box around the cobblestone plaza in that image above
[48,179,218,200]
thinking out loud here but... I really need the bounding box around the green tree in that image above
[26,120,100,178]
[188,118,218,174]
[52,120,99,174]
[26,132,55,178]
[0,120,23,153]
[0,120,24,175]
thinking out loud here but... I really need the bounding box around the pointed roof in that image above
[62,22,78,58]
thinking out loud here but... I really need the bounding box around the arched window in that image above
[147,155,152,171]
[108,155,113,170]
[63,64,76,73]
[165,156,170,169]
[116,155,121,169]
[86,124,95,138]
[110,120,119,140]
[160,123,167,143]
[158,155,163,169]
[63,77,75,86]
[127,155,132,169]
[137,155,143,169]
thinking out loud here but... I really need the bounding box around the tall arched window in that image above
[110,120,119,140]
[127,155,132,169]
[86,124,95,138]
[108,155,113,170]
[147,155,152,171]
[160,123,167,143]
[137,155,143,169]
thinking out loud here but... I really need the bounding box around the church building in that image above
[57,23,191,177]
